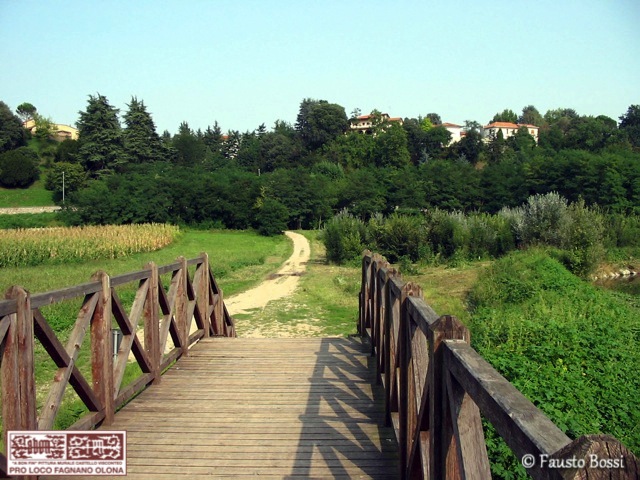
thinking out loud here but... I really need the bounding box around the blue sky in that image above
[1,1,638,134]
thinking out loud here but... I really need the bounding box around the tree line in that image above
[1,95,639,234]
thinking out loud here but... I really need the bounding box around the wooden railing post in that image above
[429,315,472,478]
[550,435,639,479]
[2,287,37,433]
[176,256,189,356]
[398,282,422,479]
[91,271,114,426]
[198,253,211,338]
[144,262,161,384]
[360,251,372,335]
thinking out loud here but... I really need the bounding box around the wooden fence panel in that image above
[359,251,639,480]
[0,254,235,479]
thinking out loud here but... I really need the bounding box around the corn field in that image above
[0,223,181,267]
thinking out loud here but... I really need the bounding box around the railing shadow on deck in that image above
[0,253,235,478]
[360,251,640,480]
[286,337,399,479]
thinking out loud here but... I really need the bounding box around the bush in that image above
[321,209,366,264]
[560,200,605,277]
[518,192,570,247]
[374,213,426,262]
[427,209,470,260]
[254,198,289,236]
[0,147,40,188]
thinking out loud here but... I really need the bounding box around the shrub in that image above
[321,209,366,264]
[254,198,289,236]
[374,213,425,262]
[427,209,470,260]
[518,192,570,247]
[560,200,605,277]
[0,147,40,188]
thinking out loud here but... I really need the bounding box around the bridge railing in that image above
[359,251,639,479]
[0,253,234,477]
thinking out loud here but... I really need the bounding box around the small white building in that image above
[439,122,464,143]
[349,113,403,134]
[482,122,539,143]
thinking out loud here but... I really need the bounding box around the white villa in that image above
[482,122,539,143]
[350,113,403,134]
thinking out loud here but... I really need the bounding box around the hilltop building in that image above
[22,119,79,141]
[349,113,403,134]
[482,122,539,143]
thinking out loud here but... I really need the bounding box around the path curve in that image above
[224,231,310,316]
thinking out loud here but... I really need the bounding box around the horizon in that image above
[1,1,638,135]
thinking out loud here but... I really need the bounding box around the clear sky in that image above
[1,0,638,134]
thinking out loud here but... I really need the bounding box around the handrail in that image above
[359,251,639,479]
[0,253,235,477]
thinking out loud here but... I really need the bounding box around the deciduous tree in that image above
[619,104,640,149]
[295,98,348,150]
[0,101,27,153]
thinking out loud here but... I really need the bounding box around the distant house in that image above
[438,122,464,143]
[482,122,539,143]
[349,113,403,134]
[23,119,79,141]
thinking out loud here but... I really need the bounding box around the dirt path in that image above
[0,206,61,214]
[224,231,310,316]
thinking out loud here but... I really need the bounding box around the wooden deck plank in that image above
[48,336,398,479]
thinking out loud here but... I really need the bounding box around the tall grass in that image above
[0,223,180,267]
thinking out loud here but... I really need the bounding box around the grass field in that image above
[0,180,54,207]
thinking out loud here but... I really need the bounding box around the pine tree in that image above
[123,97,166,163]
[76,94,125,176]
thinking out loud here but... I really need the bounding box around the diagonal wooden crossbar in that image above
[0,253,235,478]
[360,251,640,479]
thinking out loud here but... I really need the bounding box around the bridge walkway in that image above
[78,337,398,479]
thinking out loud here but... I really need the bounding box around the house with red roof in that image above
[482,122,539,143]
[349,113,403,134]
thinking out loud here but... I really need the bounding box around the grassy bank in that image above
[467,249,640,477]
[0,180,53,207]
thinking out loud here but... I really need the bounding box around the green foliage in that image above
[0,100,27,153]
[0,212,60,229]
[295,98,348,150]
[55,139,79,163]
[368,213,426,262]
[322,210,367,264]
[468,250,640,475]
[254,197,289,236]
[76,94,125,175]
[122,97,167,164]
[491,108,518,123]
[619,104,640,150]
[44,162,87,202]
[15,102,37,123]
[0,146,40,188]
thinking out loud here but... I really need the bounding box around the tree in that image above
[426,113,442,125]
[0,147,40,188]
[32,114,57,141]
[453,128,484,164]
[0,101,27,153]
[76,94,125,175]
[172,121,206,166]
[44,162,86,202]
[491,109,518,124]
[55,139,80,163]
[16,102,37,123]
[122,97,166,164]
[423,126,452,157]
[253,197,289,236]
[519,105,543,126]
[295,98,348,150]
[619,105,640,149]
[373,123,411,168]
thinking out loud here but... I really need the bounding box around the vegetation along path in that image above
[225,231,311,337]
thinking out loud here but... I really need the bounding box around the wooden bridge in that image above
[0,252,638,479]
